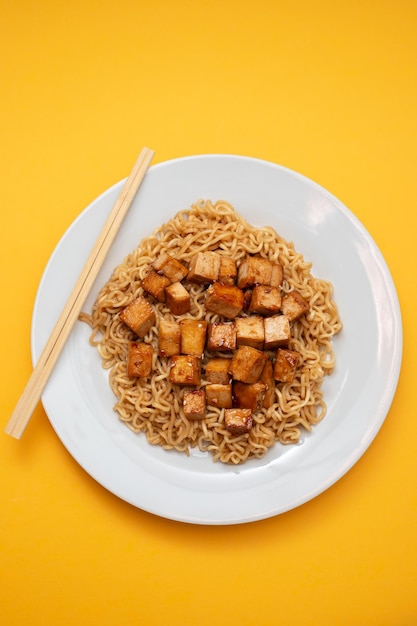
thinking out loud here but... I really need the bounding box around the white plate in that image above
[31,155,402,524]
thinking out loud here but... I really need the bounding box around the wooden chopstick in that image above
[5,147,154,439]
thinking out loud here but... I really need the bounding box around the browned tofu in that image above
[180,319,208,357]
[141,270,171,302]
[151,252,188,283]
[127,341,153,378]
[237,256,268,289]
[260,359,275,408]
[165,282,190,316]
[119,296,156,338]
[205,282,244,319]
[183,389,206,420]
[224,408,253,435]
[207,322,236,352]
[237,256,283,289]
[270,263,283,288]
[233,381,266,411]
[218,256,237,285]
[248,285,282,316]
[235,316,264,349]
[204,358,231,384]
[205,383,233,408]
[169,355,201,386]
[158,320,181,357]
[187,251,221,283]
[281,290,309,321]
[228,345,268,384]
[273,348,300,383]
[263,314,291,350]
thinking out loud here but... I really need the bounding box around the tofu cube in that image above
[248,285,282,316]
[270,263,283,288]
[204,358,231,384]
[235,316,264,349]
[205,383,233,409]
[237,256,269,289]
[281,290,309,321]
[165,281,190,315]
[169,355,201,386]
[187,251,221,283]
[119,296,156,338]
[127,342,153,378]
[158,320,181,357]
[183,389,206,420]
[141,270,171,302]
[228,345,268,384]
[233,381,266,411]
[205,282,244,319]
[218,257,237,285]
[207,322,236,352]
[237,256,283,289]
[260,359,275,408]
[263,314,291,350]
[151,252,188,283]
[274,349,300,383]
[224,408,253,435]
[180,319,208,357]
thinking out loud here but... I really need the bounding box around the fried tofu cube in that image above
[228,345,268,384]
[237,256,269,289]
[183,389,206,420]
[158,320,181,357]
[165,281,190,315]
[263,314,291,350]
[205,282,244,319]
[169,355,201,386]
[235,316,264,349]
[233,381,266,411]
[180,319,208,357]
[151,252,188,283]
[281,290,309,321]
[224,408,253,435]
[120,296,156,338]
[207,322,236,352]
[273,349,300,383]
[187,251,221,283]
[248,285,282,316]
[260,359,275,408]
[218,257,237,285]
[127,342,153,378]
[141,270,171,302]
[237,256,283,289]
[205,383,233,409]
[270,263,283,288]
[204,358,231,384]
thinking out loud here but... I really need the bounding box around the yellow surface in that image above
[1,1,415,624]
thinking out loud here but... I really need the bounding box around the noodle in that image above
[81,200,342,464]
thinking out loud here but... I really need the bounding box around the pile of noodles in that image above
[81,200,342,464]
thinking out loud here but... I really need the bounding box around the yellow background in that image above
[1,1,416,624]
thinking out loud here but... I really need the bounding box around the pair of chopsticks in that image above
[5,147,155,439]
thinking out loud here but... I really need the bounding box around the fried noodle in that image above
[81,200,342,464]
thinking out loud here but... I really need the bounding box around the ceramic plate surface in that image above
[31,155,402,524]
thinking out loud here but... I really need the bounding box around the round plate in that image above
[31,155,402,524]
